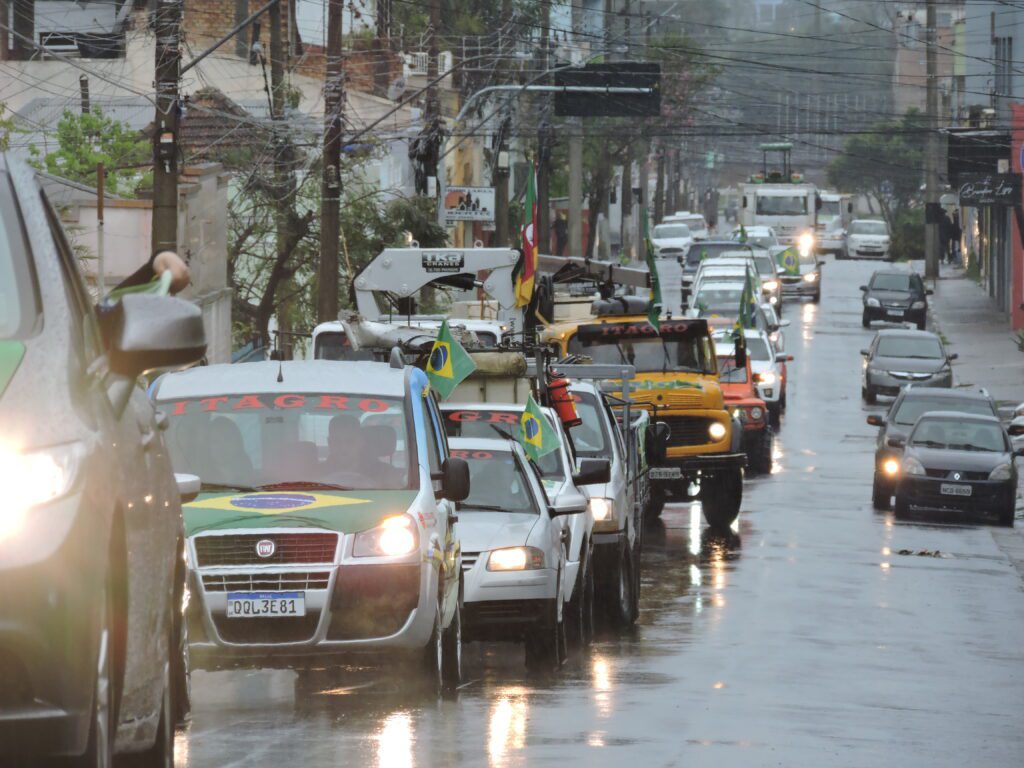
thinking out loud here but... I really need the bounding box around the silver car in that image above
[861,329,956,404]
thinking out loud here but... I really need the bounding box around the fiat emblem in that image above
[256,539,276,558]
[952,472,962,481]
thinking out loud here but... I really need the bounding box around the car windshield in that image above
[753,255,775,277]
[876,336,943,359]
[161,393,412,490]
[569,328,714,374]
[748,236,776,249]
[717,356,748,383]
[694,286,743,313]
[442,409,565,479]
[315,331,378,361]
[850,221,888,236]
[570,392,612,458]
[821,199,841,216]
[0,172,36,339]
[894,397,995,427]
[756,196,808,216]
[684,243,738,266]
[910,419,1007,452]
[683,217,706,230]
[654,224,691,239]
[745,336,772,362]
[453,449,538,514]
[871,274,912,292]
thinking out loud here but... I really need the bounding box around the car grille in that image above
[924,469,989,481]
[201,571,332,592]
[889,372,933,381]
[781,275,802,284]
[466,600,543,624]
[194,533,338,567]
[660,416,716,447]
[462,551,482,572]
[659,248,684,256]
[212,614,321,644]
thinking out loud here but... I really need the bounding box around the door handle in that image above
[154,411,169,431]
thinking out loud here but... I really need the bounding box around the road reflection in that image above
[487,686,529,766]
[376,712,414,768]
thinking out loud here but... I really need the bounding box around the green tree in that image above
[29,108,150,196]
[0,102,13,152]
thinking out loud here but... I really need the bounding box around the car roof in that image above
[870,269,914,278]
[915,410,1001,424]
[696,280,745,290]
[874,328,938,340]
[154,360,409,400]
[900,387,991,402]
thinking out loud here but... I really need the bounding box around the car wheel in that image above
[607,541,636,629]
[780,388,787,412]
[525,597,563,671]
[998,503,1016,527]
[581,555,596,646]
[440,595,462,693]
[629,541,642,623]
[421,594,444,694]
[125,658,174,768]
[566,551,596,650]
[861,311,871,328]
[701,469,742,530]
[871,475,891,510]
[75,579,115,768]
[864,386,877,405]
[756,428,774,475]
[812,290,820,304]
[916,317,926,331]
[768,402,781,429]
[646,490,666,518]
[894,494,909,518]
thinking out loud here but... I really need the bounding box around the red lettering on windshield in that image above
[489,412,518,424]
[447,411,479,422]
[450,450,495,460]
[233,395,265,410]
[316,396,349,410]
[359,399,387,413]
[200,396,228,412]
[170,401,187,416]
[274,394,305,409]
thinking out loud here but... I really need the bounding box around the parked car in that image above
[861,270,931,330]
[861,329,955,403]
[867,387,1000,509]
[152,360,469,693]
[843,219,891,260]
[651,222,693,259]
[894,412,1022,526]
[0,154,207,765]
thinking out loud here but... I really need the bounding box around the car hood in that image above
[849,234,889,243]
[867,290,912,304]
[456,512,539,553]
[184,490,419,537]
[872,355,946,374]
[653,237,690,249]
[910,447,1011,473]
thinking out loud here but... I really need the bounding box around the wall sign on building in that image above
[957,173,1022,207]
[443,186,495,223]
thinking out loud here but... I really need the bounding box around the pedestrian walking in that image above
[553,211,568,256]
[939,209,953,265]
[950,210,963,265]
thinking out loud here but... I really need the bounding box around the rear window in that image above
[871,273,913,292]
[893,396,996,426]
[0,172,39,339]
[314,331,377,361]
[570,391,611,458]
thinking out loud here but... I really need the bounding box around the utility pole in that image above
[152,0,182,258]
[568,0,583,257]
[492,0,512,247]
[536,0,552,252]
[318,0,344,323]
[11,0,32,60]
[96,162,105,295]
[924,0,940,280]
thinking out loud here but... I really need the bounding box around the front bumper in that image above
[865,369,951,397]
[0,492,105,757]
[187,543,439,670]
[461,562,558,641]
[780,276,818,297]
[897,476,1014,516]
[647,452,746,487]
[851,246,890,259]
[863,305,924,325]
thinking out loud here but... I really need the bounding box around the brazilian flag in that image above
[519,394,558,462]
[738,223,748,243]
[777,246,800,276]
[426,320,476,400]
[643,215,662,332]
[734,272,757,332]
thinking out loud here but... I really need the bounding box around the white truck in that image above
[739,144,819,251]
[817,192,853,255]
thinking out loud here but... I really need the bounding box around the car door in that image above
[423,392,459,616]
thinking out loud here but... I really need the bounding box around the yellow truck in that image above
[542,300,746,529]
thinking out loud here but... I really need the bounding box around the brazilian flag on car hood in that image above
[183,490,419,537]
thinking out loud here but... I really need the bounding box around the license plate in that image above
[887,309,904,317]
[940,483,972,497]
[226,592,306,618]
[649,467,682,480]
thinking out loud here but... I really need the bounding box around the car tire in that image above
[701,468,743,530]
[75,577,115,768]
[646,490,666,519]
[916,317,926,331]
[863,386,877,405]
[440,595,462,693]
[754,428,774,475]
[894,494,909,518]
[812,290,821,304]
[607,541,636,629]
[421,594,445,694]
[525,596,564,672]
[998,503,1016,527]
[171,548,190,730]
[768,402,781,429]
[581,554,596,646]
[125,659,174,768]
[862,311,871,328]
[565,554,593,651]
[871,476,891,510]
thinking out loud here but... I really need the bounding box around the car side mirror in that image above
[175,473,201,504]
[859,285,868,292]
[866,414,885,427]
[105,294,207,379]
[948,353,958,361]
[1008,421,1024,437]
[887,436,906,449]
[926,289,934,295]
[774,352,787,362]
[439,457,470,502]
[860,349,870,356]
[573,458,611,486]
[549,498,588,517]
[779,319,791,328]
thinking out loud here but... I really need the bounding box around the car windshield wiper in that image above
[913,440,947,449]
[948,443,992,452]
[457,503,509,512]
[258,481,355,491]
[902,355,942,360]
[200,482,256,492]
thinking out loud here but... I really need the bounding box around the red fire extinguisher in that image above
[546,373,582,428]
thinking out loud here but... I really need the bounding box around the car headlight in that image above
[0,442,83,542]
[750,406,764,420]
[989,463,1013,481]
[866,297,880,307]
[708,422,728,440]
[589,497,614,522]
[882,458,900,477]
[902,457,925,476]
[730,407,746,423]
[797,232,815,255]
[758,371,777,386]
[487,546,545,571]
[764,280,779,291]
[803,272,818,283]
[353,514,419,557]
[911,301,926,309]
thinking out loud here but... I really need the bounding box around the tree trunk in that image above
[654,150,665,224]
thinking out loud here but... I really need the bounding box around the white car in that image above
[439,402,606,647]
[843,219,891,260]
[313,318,507,360]
[732,225,780,250]
[651,222,693,259]
[450,437,586,669]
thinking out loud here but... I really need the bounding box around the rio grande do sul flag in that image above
[425,321,476,400]
[515,166,538,307]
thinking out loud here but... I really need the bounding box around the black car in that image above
[860,270,932,330]
[679,240,754,299]
[0,154,206,765]
[867,387,999,509]
[893,412,1023,525]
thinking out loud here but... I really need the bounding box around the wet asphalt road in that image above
[177,257,1024,767]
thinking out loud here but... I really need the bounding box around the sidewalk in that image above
[914,260,1024,409]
